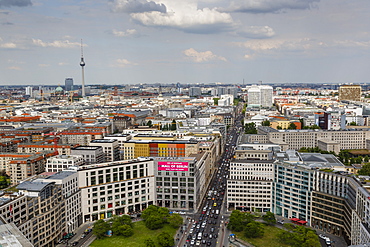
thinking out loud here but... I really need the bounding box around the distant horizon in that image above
[1,81,370,88]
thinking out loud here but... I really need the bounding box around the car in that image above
[204,233,208,238]
[202,240,206,244]
[209,234,212,239]
[81,233,86,239]
[325,238,331,245]
[207,242,212,246]
[71,241,79,246]
[189,228,194,234]
[319,234,326,239]
[277,220,284,224]
[190,239,195,245]
[210,227,215,233]
[196,240,201,246]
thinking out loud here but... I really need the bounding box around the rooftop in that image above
[17,181,54,192]
[91,139,116,143]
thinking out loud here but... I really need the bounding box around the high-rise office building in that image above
[25,86,33,97]
[65,78,74,91]
[189,87,202,97]
[247,85,273,107]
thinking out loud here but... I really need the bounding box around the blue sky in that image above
[0,0,369,85]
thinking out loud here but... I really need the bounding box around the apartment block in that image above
[45,155,85,173]
[59,131,104,146]
[70,146,105,165]
[258,126,370,151]
[90,139,120,162]
[17,142,79,156]
[78,159,155,222]
[0,152,53,184]
[0,180,65,247]
[38,171,81,233]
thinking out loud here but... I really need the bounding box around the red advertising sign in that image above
[158,161,189,171]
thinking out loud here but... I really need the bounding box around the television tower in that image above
[80,39,86,98]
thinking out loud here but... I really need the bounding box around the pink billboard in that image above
[158,161,189,171]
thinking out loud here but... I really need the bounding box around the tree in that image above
[245,123,257,134]
[171,120,177,130]
[277,126,282,130]
[228,210,254,232]
[278,226,320,247]
[147,120,153,128]
[168,213,183,228]
[364,156,369,163]
[244,221,264,238]
[157,232,174,247]
[213,98,220,105]
[261,120,270,127]
[262,211,276,225]
[359,163,370,176]
[288,122,297,129]
[349,121,357,126]
[93,219,110,239]
[283,223,296,232]
[110,215,133,230]
[115,225,134,237]
[142,205,160,220]
[144,238,156,247]
[145,215,165,230]
[302,231,321,247]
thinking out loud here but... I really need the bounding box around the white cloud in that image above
[183,48,227,62]
[223,0,320,13]
[235,38,317,53]
[113,58,138,67]
[236,38,370,56]
[129,0,235,33]
[32,39,82,48]
[7,66,21,70]
[38,64,50,67]
[0,42,17,48]
[112,29,138,37]
[237,26,275,39]
[111,0,167,13]
[58,62,68,66]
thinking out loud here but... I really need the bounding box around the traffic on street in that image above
[182,115,243,247]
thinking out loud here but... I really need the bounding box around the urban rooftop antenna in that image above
[80,39,86,98]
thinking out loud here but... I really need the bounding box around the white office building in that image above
[247,85,273,107]
[227,159,274,212]
[78,159,155,222]
[45,155,85,173]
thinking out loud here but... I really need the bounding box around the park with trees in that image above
[91,205,181,247]
[228,210,320,247]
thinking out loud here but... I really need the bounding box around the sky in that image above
[0,0,370,86]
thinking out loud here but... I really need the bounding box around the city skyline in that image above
[0,0,369,85]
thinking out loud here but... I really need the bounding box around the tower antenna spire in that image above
[80,39,86,98]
